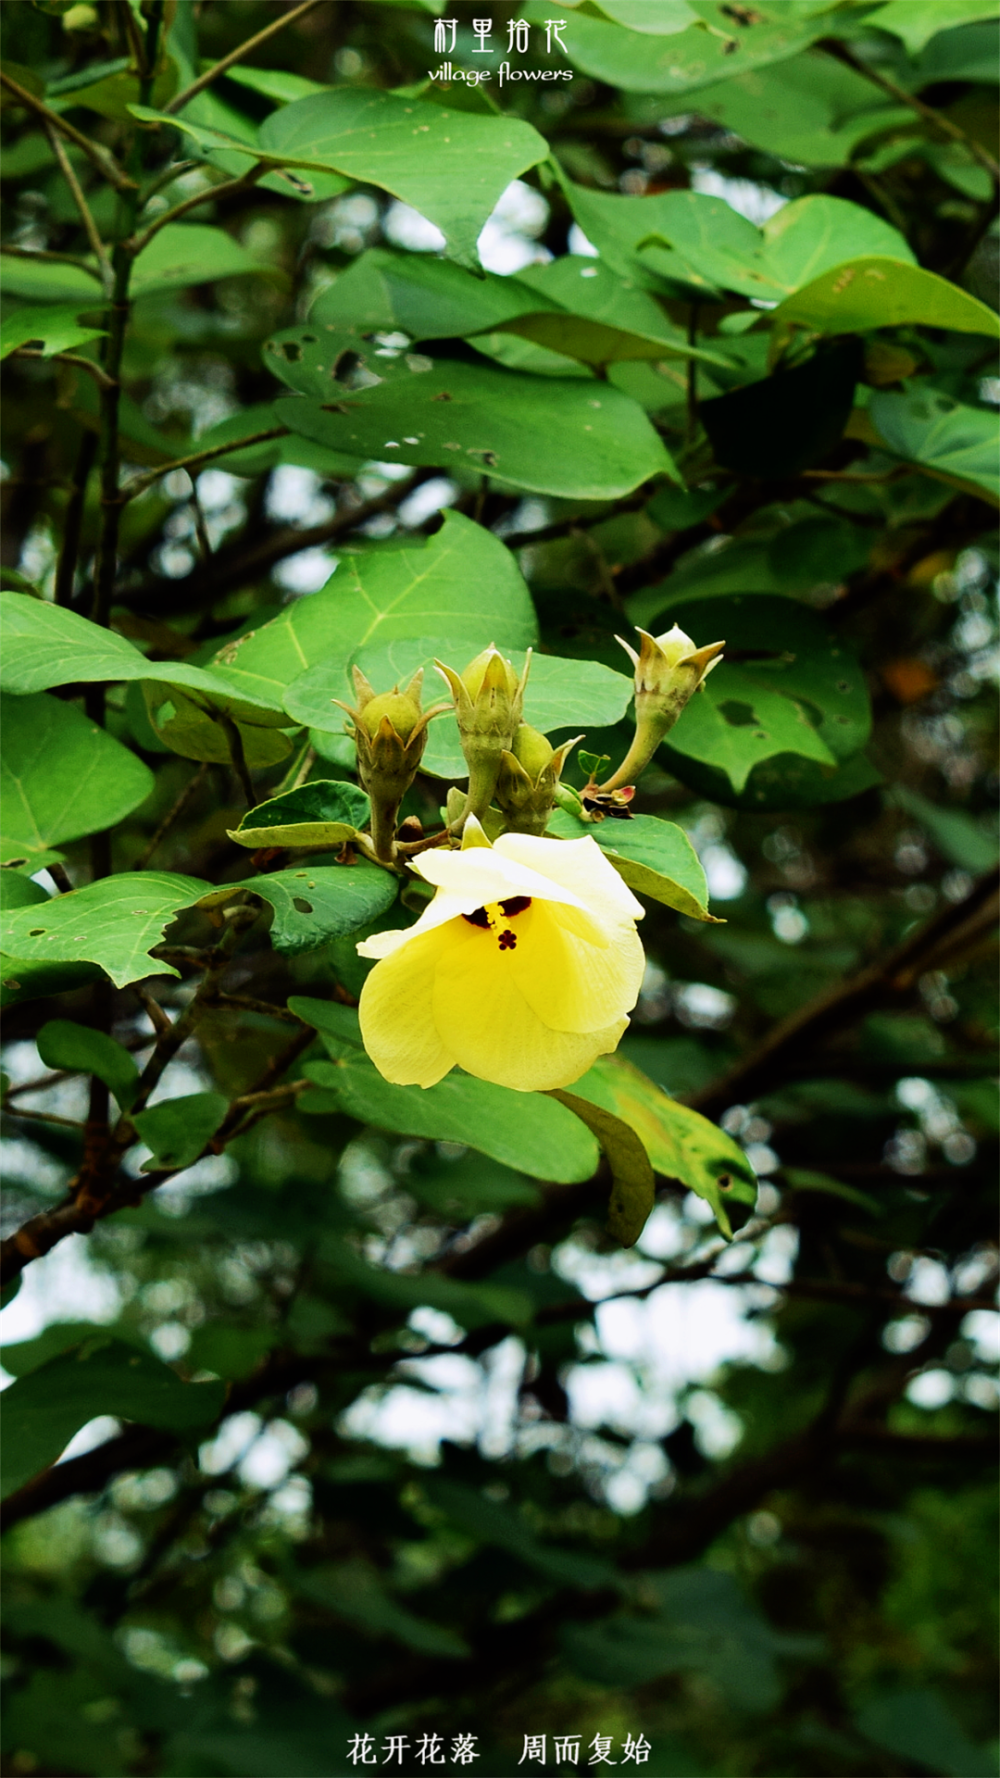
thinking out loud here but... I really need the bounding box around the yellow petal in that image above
[495,833,644,929]
[358,926,455,1087]
[413,842,592,920]
[431,918,628,1091]
[508,900,645,1034]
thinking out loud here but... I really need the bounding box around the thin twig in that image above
[132,983,173,1038]
[130,162,268,252]
[165,0,323,114]
[119,428,290,503]
[0,72,135,192]
[136,761,209,868]
[0,243,104,279]
[824,39,1000,183]
[42,120,113,290]
[10,348,115,390]
[214,993,309,1025]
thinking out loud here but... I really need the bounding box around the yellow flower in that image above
[357,823,645,1092]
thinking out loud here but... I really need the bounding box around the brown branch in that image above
[689,867,999,1120]
[135,761,209,867]
[0,72,134,193]
[123,474,422,615]
[43,120,113,290]
[822,39,1000,183]
[118,427,290,503]
[129,162,268,253]
[164,0,323,114]
[10,348,115,390]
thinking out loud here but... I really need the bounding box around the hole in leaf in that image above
[281,341,303,363]
[27,928,46,936]
[292,897,313,914]
[718,699,757,727]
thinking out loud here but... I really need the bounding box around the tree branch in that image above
[164,0,323,115]
[118,427,290,504]
[123,474,422,614]
[128,161,269,253]
[689,867,1000,1120]
[43,119,113,290]
[823,39,1000,183]
[0,72,135,193]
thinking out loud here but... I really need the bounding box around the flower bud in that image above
[495,724,582,837]
[335,666,448,861]
[435,644,532,824]
[600,625,724,793]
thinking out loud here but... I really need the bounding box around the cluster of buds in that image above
[597,623,724,796]
[342,622,723,861]
[335,666,447,861]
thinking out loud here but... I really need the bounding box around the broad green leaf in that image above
[571,1054,757,1237]
[548,1085,655,1247]
[49,57,177,123]
[208,860,399,956]
[0,871,211,989]
[209,511,537,709]
[564,1567,780,1707]
[761,195,915,287]
[299,1051,601,1183]
[868,1,997,56]
[0,595,293,774]
[868,387,1000,504]
[546,808,716,922]
[0,254,104,303]
[36,1019,139,1111]
[0,1338,225,1500]
[0,1321,146,1379]
[130,222,285,296]
[0,873,47,911]
[424,1477,616,1589]
[639,194,913,303]
[140,682,296,770]
[660,594,872,794]
[889,785,1000,874]
[0,955,101,1011]
[185,1323,282,1381]
[522,0,829,94]
[256,88,548,266]
[856,1690,996,1778]
[309,244,560,339]
[132,1090,228,1171]
[290,1560,469,1659]
[591,0,697,29]
[509,255,733,368]
[783,1168,881,1216]
[0,593,288,720]
[291,649,633,782]
[224,66,331,104]
[773,256,1000,339]
[229,781,371,852]
[276,358,674,500]
[0,302,107,360]
[912,15,999,82]
[0,691,154,867]
[661,52,912,167]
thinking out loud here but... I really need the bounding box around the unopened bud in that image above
[436,644,532,824]
[335,666,448,861]
[600,625,724,792]
[496,724,581,837]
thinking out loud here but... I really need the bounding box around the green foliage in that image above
[1,1339,225,1498]
[0,690,154,866]
[1,2,996,1773]
[36,1018,139,1110]
[0,871,210,987]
